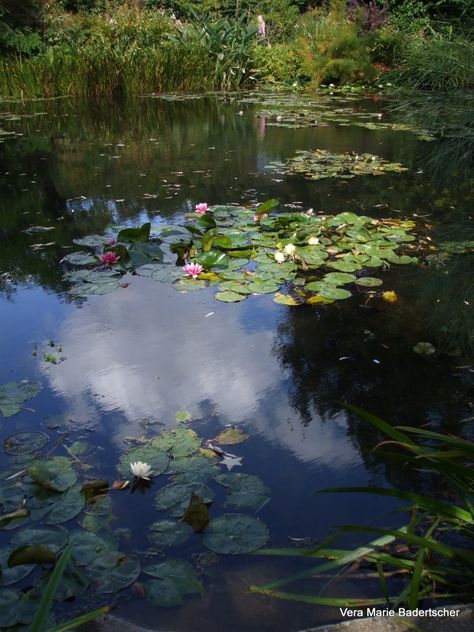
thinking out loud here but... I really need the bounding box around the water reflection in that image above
[43,277,360,469]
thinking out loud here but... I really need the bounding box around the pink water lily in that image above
[254,213,268,222]
[195,202,208,214]
[100,251,120,266]
[108,238,117,246]
[183,262,203,278]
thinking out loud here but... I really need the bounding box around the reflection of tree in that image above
[272,267,473,491]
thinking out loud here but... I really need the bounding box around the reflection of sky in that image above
[42,277,360,469]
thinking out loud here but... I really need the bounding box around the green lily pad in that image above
[28,457,77,492]
[318,286,352,300]
[69,530,115,566]
[86,551,140,594]
[413,342,436,356]
[117,446,169,478]
[151,427,200,459]
[214,290,247,303]
[0,590,37,627]
[68,280,120,296]
[148,520,192,548]
[0,548,34,586]
[0,381,42,418]
[168,455,219,484]
[203,514,269,554]
[175,410,192,423]
[3,431,49,456]
[135,263,183,283]
[144,560,202,607]
[323,272,357,285]
[154,482,214,518]
[354,277,383,287]
[327,260,360,273]
[216,474,270,510]
[45,487,85,525]
[73,235,108,248]
[11,527,68,554]
[174,278,207,292]
[61,252,97,266]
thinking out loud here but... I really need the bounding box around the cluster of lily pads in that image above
[266,149,408,181]
[0,381,270,623]
[61,200,418,305]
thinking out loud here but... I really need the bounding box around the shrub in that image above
[251,43,305,83]
[295,1,375,85]
[368,24,410,66]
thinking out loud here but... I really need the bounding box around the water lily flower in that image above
[254,213,268,222]
[274,251,286,263]
[183,262,203,278]
[100,251,120,266]
[307,236,319,245]
[284,243,296,256]
[195,202,208,214]
[130,461,153,480]
[108,238,117,246]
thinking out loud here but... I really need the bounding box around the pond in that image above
[0,90,473,632]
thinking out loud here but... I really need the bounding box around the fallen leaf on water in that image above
[219,454,243,471]
[181,493,209,532]
[112,480,130,490]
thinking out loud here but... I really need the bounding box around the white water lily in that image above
[130,461,153,480]
[274,251,286,263]
[284,243,296,256]
[307,236,319,245]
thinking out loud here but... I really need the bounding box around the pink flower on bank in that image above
[254,213,268,222]
[195,203,208,214]
[183,262,203,278]
[108,238,117,246]
[100,251,120,266]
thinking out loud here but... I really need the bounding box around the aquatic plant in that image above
[183,262,203,278]
[99,251,120,266]
[61,201,419,305]
[195,202,208,214]
[130,461,154,481]
[250,405,474,609]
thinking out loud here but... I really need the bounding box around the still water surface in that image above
[0,92,473,631]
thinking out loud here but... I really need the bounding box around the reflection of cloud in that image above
[45,277,359,468]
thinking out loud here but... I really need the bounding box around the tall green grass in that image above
[251,404,474,609]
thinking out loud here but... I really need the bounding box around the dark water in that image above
[0,92,473,632]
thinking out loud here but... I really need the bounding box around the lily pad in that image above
[203,514,269,554]
[0,548,34,586]
[11,527,68,554]
[175,410,192,423]
[61,252,97,266]
[28,457,77,492]
[144,560,202,607]
[135,263,183,283]
[151,428,200,459]
[0,381,42,418]
[0,590,37,627]
[69,530,115,566]
[154,482,214,518]
[148,520,192,548]
[3,431,49,456]
[45,487,85,525]
[413,342,436,356]
[117,446,169,478]
[354,277,383,287]
[214,290,247,303]
[214,427,249,446]
[323,272,357,285]
[68,280,120,297]
[318,286,352,300]
[174,278,207,292]
[273,293,301,306]
[168,455,219,484]
[86,551,140,594]
[216,474,270,510]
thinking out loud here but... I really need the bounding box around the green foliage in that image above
[397,26,474,90]
[388,0,431,33]
[368,24,410,66]
[295,1,375,85]
[252,406,474,609]
[252,43,305,83]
